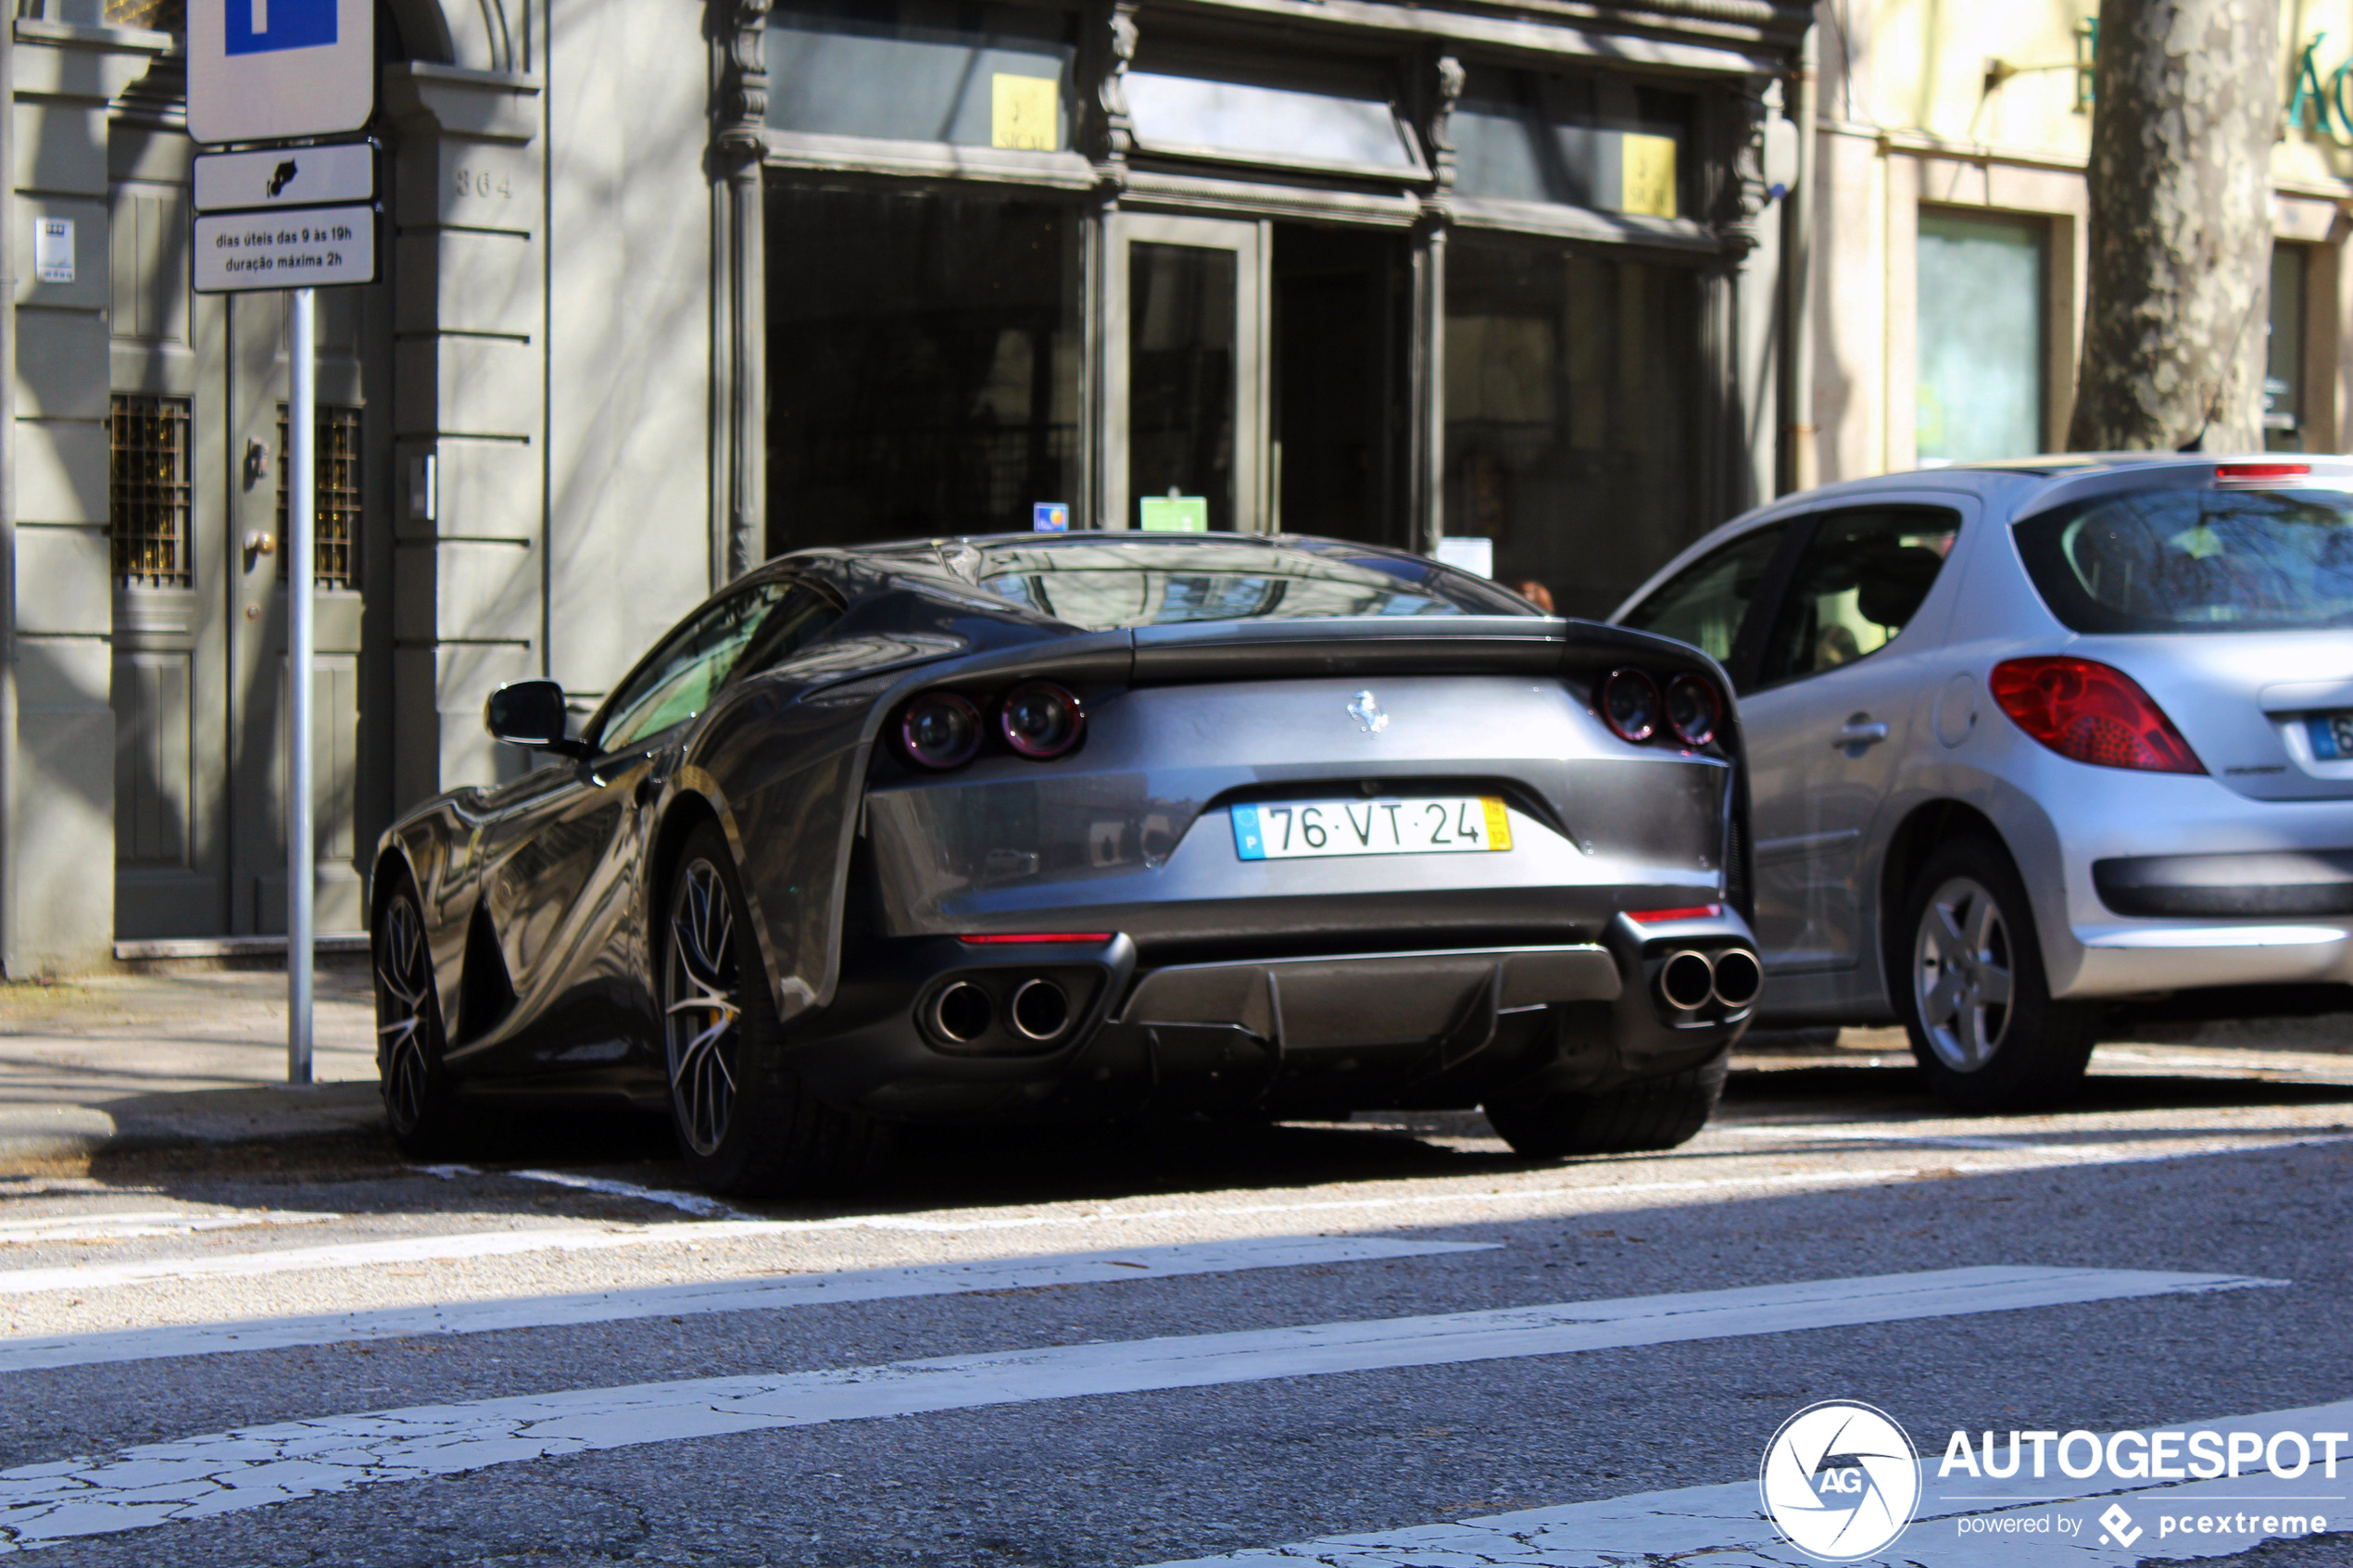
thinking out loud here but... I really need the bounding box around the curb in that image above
[0,1083,387,1171]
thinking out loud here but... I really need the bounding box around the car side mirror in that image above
[484,679,587,757]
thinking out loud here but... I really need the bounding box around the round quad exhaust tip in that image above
[1009,977,1073,1042]
[929,980,994,1045]
[1657,949,1717,1012]
[1711,947,1764,1010]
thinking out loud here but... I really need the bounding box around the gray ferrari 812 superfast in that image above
[371,533,1761,1194]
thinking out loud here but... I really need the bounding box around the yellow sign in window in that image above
[1620,133,1678,219]
[992,74,1059,151]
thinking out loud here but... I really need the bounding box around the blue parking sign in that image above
[226,0,336,55]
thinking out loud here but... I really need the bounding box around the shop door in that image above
[1104,215,1268,533]
[110,169,371,939]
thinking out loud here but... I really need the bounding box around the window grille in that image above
[104,0,184,31]
[277,405,363,589]
[109,395,195,587]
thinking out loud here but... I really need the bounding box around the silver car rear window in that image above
[2015,487,2353,633]
[975,541,1528,628]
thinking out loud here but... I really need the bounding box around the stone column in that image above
[383,63,546,803]
[7,22,144,972]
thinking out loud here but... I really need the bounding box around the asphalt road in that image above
[2,1035,2350,1567]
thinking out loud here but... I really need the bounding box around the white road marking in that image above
[1725,1124,2033,1150]
[0,1223,799,1296]
[503,1168,749,1220]
[0,1210,339,1246]
[0,1236,1493,1374]
[0,1266,2275,1549]
[5,1128,2339,1298]
[1148,1396,2353,1566]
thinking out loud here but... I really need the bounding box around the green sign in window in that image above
[1139,494,1209,532]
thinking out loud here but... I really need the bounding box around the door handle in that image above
[1832,717,1891,748]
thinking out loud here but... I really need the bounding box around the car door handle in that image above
[1832,718,1890,747]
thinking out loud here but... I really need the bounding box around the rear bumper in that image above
[2092,849,2353,917]
[789,914,1757,1123]
[2067,919,2353,995]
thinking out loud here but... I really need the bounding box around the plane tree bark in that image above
[2068,0,2278,452]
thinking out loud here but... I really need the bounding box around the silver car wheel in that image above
[665,857,743,1157]
[376,893,435,1133]
[1912,874,2016,1073]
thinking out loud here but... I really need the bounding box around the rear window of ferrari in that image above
[2015,486,2353,633]
[974,541,1529,629]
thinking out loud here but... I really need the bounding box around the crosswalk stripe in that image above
[0,1265,2276,1550]
[1145,1396,2353,1567]
[10,1131,2338,1300]
[0,1236,1494,1374]
[0,1210,339,1246]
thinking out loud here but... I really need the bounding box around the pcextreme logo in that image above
[1758,1400,1921,1561]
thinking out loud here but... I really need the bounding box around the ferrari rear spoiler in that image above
[1127,615,1722,684]
[838,616,1726,691]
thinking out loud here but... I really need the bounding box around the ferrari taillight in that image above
[998,682,1086,759]
[1600,668,1661,744]
[1989,657,2204,774]
[896,691,983,770]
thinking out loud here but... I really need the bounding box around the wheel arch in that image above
[1873,797,2011,1009]
[648,791,727,957]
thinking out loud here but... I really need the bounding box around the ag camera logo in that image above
[1760,1400,1922,1561]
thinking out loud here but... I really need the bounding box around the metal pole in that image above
[0,2,19,978]
[1782,24,1820,495]
[288,286,315,1084]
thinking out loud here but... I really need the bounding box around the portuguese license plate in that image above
[2309,711,2353,759]
[1231,796,1512,860]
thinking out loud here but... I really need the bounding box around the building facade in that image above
[1809,0,2353,482]
[4,0,1812,972]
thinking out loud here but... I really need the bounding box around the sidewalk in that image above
[0,966,383,1171]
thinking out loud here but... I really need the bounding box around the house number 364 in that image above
[452,167,511,198]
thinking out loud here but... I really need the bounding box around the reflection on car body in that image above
[372,533,1759,1193]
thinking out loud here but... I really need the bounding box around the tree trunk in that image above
[2068,0,2278,452]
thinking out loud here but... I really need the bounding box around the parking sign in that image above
[187,0,373,145]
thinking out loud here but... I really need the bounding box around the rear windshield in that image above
[2015,487,2353,633]
[974,540,1529,629]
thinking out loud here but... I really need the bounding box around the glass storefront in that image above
[750,10,1740,581]
[764,184,1081,553]
[765,4,1076,150]
[2267,243,2309,453]
[1442,235,1702,618]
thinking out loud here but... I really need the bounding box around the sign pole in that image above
[288,284,316,1085]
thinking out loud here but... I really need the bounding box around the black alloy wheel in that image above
[664,851,745,1158]
[1895,835,2097,1112]
[375,879,459,1154]
[659,822,886,1195]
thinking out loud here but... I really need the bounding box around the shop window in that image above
[110,395,194,588]
[276,405,363,590]
[2266,244,2309,453]
[1442,236,1701,619]
[765,4,1074,150]
[766,185,1081,552]
[1129,245,1239,533]
[1450,68,1695,219]
[103,0,182,27]
[1916,209,2046,463]
[1126,48,1423,177]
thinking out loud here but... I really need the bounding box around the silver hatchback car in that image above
[1612,455,2353,1110]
